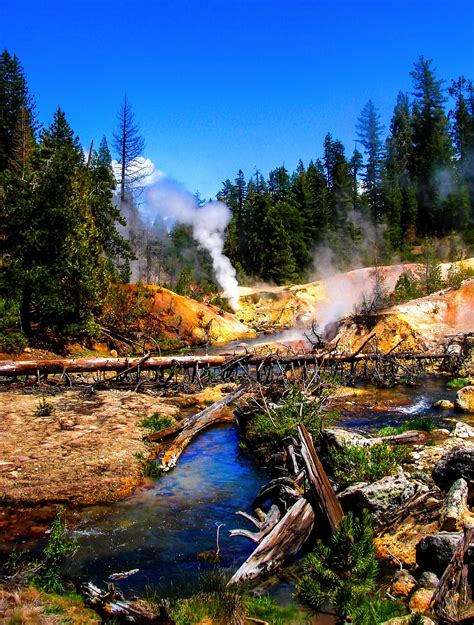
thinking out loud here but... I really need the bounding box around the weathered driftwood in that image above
[373,430,429,445]
[252,477,302,512]
[158,385,248,471]
[230,504,281,543]
[432,526,474,624]
[82,582,174,624]
[298,424,343,533]
[228,497,315,584]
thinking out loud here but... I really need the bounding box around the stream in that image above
[0,375,463,602]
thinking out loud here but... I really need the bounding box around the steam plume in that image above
[147,178,240,309]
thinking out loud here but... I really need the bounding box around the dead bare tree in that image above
[112,96,148,203]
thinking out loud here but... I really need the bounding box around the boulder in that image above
[418,571,440,590]
[433,399,454,409]
[338,473,416,526]
[390,569,417,598]
[439,478,468,531]
[432,445,474,490]
[416,532,462,576]
[322,427,373,450]
[450,421,474,439]
[408,588,435,613]
[455,385,474,412]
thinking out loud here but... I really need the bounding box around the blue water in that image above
[64,424,273,595]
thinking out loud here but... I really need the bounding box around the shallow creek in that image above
[0,376,462,600]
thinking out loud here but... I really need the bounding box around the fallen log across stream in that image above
[0,350,449,378]
[156,384,249,471]
[229,426,342,583]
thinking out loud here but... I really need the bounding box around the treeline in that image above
[0,50,133,343]
[219,57,474,284]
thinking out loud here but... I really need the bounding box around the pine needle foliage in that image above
[329,442,403,488]
[296,511,378,622]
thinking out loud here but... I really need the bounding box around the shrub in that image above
[32,508,78,593]
[296,511,377,621]
[0,330,28,354]
[447,377,468,389]
[135,451,163,477]
[247,386,330,454]
[35,397,54,417]
[139,412,176,432]
[329,442,402,488]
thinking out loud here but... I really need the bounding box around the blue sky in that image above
[1,0,473,198]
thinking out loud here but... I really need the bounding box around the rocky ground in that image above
[0,385,228,505]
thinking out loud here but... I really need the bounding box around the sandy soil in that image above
[0,385,229,505]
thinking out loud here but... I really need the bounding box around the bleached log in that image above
[230,505,281,543]
[298,424,343,533]
[229,497,315,584]
[158,385,248,471]
[0,355,226,377]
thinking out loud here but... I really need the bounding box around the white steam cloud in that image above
[147,178,240,310]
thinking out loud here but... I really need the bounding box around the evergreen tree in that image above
[384,92,418,247]
[89,136,133,277]
[410,57,466,233]
[296,511,377,623]
[356,100,385,223]
[0,49,37,172]
[449,76,474,216]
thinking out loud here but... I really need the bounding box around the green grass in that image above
[378,417,435,436]
[139,412,176,432]
[245,595,307,624]
[447,377,468,389]
[134,451,163,477]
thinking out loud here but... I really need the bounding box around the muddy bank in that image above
[0,385,229,505]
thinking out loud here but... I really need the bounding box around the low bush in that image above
[0,330,28,354]
[246,386,333,455]
[35,397,54,417]
[329,442,403,488]
[296,511,378,621]
[139,412,176,432]
[447,377,468,389]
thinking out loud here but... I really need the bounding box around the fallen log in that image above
[0,350,448,378]
[0,355,226,377]
[82,582,174,624]
[228,497,315,584]
[158,385,248,471]
[298,424,343,533]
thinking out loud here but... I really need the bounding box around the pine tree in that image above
[409,57,465,233]
[449,76,474,215]
[356,100,385,223]
[296,511,378,623]
[384,92,418,247]
[89,136,133,277]
[0,49,37,172]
